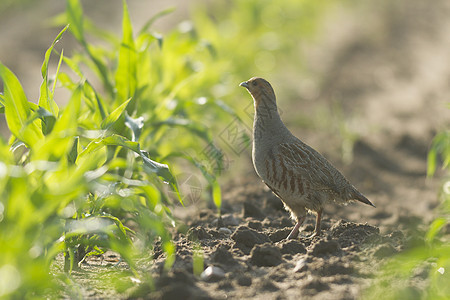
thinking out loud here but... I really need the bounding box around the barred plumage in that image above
[240,77,375,239]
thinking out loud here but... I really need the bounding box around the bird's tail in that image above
[350,188,375,208]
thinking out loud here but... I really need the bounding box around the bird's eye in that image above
[252,81,258,86]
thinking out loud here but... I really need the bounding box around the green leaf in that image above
[68,136,79,164]
[52,48,65,97]
[114,0,137,106]
[427,148,437,178]
[78,134,180,198]
[426,217,447,242]
[139,150,172,179]
[192,244,204,276]
[83,80,107,120]
[151,117,213,143]
[84,18,120,46]
[62,55,84,79]
[0,93,4,113]
[0,62,44,147]
[427,131,450,177]
[38,24,68,116]
[163,241,176,270]
[52,85,82,134]
[212,180,222,214]
[138,7,175,35]
[66,0,114,96]
[66,0,85,44]
[33,106,56,135]
[101,98,131,130]
[79,134,168,175]
[125,113,144,142]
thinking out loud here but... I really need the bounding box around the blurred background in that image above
[1,0,448,149]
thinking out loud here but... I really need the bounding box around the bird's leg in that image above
[286,216,306,240]
[310,209,323,238]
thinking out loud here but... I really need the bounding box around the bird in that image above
[240,77,375,240]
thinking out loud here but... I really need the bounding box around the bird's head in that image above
[240,77,276,108]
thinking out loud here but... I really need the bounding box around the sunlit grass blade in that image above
[101,98,131,130]
[52,49,65,97]
[114,0,137,107]
[212,180,222,215]
[52,85,81,134]
[39,25,68,116]
[83,80,107,120]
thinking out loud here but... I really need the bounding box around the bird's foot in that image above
[286,230,299,240]
[307,230,321,239]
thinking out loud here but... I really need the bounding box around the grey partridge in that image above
[240,77,375,240]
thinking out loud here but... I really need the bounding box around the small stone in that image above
[200,266,225,282]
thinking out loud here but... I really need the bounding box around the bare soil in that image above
[2,0,450,299]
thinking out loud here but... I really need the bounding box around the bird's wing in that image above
[271,141,374,206]
[275,141,348,194]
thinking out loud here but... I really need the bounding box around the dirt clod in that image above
[373,244,397,258]
[269,228,291,242]
[231,226,270,254]
[187,226,212,241]
[302,277,330,293]
[310,240,340,256]
[243,201,265,219]
[250,243,283,266]
[210,245,238,267]
[278,239,307,254]
[236,274,252,286]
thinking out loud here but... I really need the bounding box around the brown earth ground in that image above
[1,0,449,299]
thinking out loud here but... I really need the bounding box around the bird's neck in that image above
[253,99,287,140]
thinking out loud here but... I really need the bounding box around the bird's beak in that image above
[239,81,249,88]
